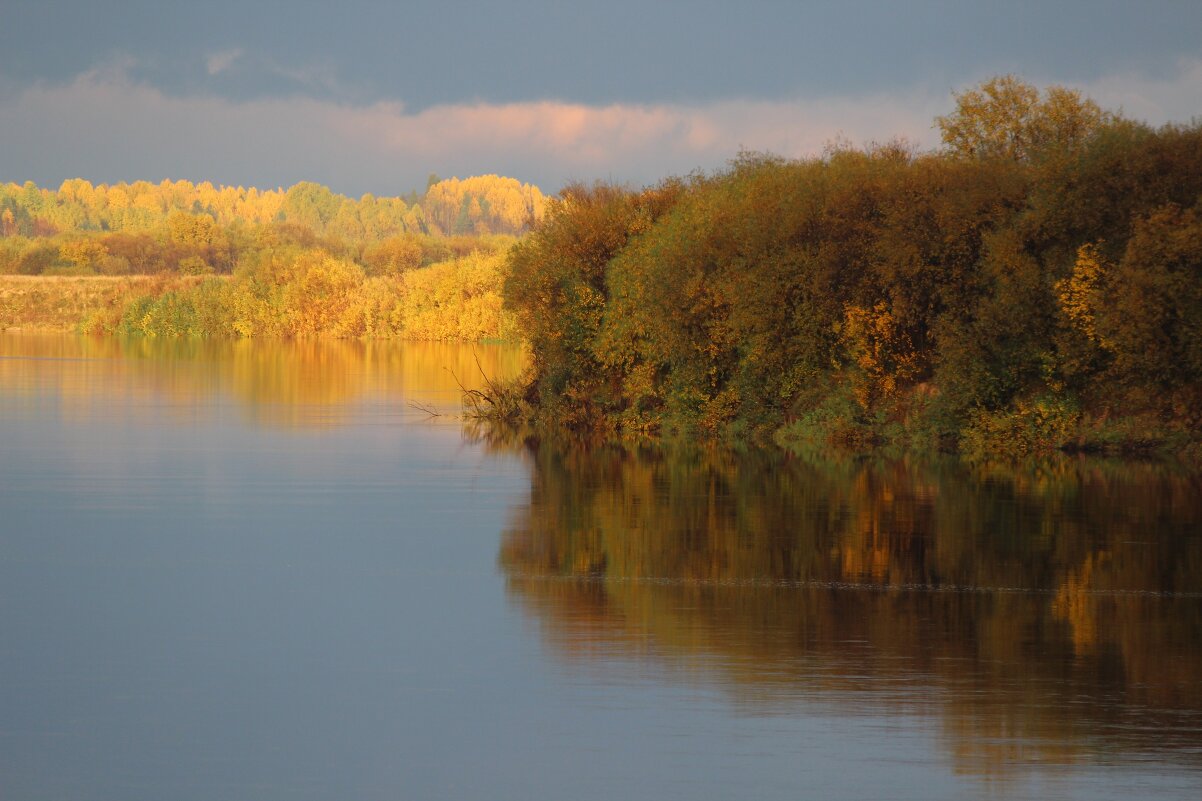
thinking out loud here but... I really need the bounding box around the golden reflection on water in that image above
[494,441,1202,781]
[0,333,527,427]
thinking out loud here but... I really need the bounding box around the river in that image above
[1,333,1200,800]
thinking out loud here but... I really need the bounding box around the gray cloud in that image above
[4,2,1201,112]
[1081,57,1202,124]
[1,60,1199,197]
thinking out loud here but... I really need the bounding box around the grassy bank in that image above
[0,249,517,342]
[0,275,203,332]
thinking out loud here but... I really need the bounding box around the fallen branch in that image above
[407,399,442,418]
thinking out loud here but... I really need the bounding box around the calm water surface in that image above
[1,333,1200,800]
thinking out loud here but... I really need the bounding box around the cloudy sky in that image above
[2,0,1200,196]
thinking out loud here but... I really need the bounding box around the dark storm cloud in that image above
[5,0,1201,107]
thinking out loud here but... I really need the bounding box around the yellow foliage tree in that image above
[841,302,923,407]
[59,239,109,271]
[936,75,1109,162]
[424,175,546,235]
[1056,243,1108,346]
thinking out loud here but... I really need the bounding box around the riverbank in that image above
[0,275,201,332]
[466,381,1202,466]
[0,248,517,342]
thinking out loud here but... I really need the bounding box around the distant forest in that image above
[0,174,546,342]
[0,174,546,276]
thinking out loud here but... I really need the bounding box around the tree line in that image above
[0,174,546,277]
[499,77,1202,458]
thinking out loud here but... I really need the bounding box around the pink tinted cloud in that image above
[0,63,943,192]
[2,59,1199,195]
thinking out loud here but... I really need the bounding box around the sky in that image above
[2,0,1200,196]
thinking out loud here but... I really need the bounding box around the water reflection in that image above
[3,334,1200,798]
[0,333,526,427]
[495,440,1202,780]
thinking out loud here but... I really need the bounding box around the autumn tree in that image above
[425,175,547,236]
[59,239,109,272]
[362,235,423,276]
[936,75,1109,162]
[1099,204,1202,389]
[167,211,219,246]
[283,182,341,231]
[505,181,680,427]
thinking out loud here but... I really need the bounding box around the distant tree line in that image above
[499,77,1202,458]
[94,245,517,342]
[0,174,546,277]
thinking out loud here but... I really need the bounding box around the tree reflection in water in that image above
[0,333,526,427]
[491,436,1202,780]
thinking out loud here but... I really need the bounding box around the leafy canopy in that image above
[935,75,1110,162]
